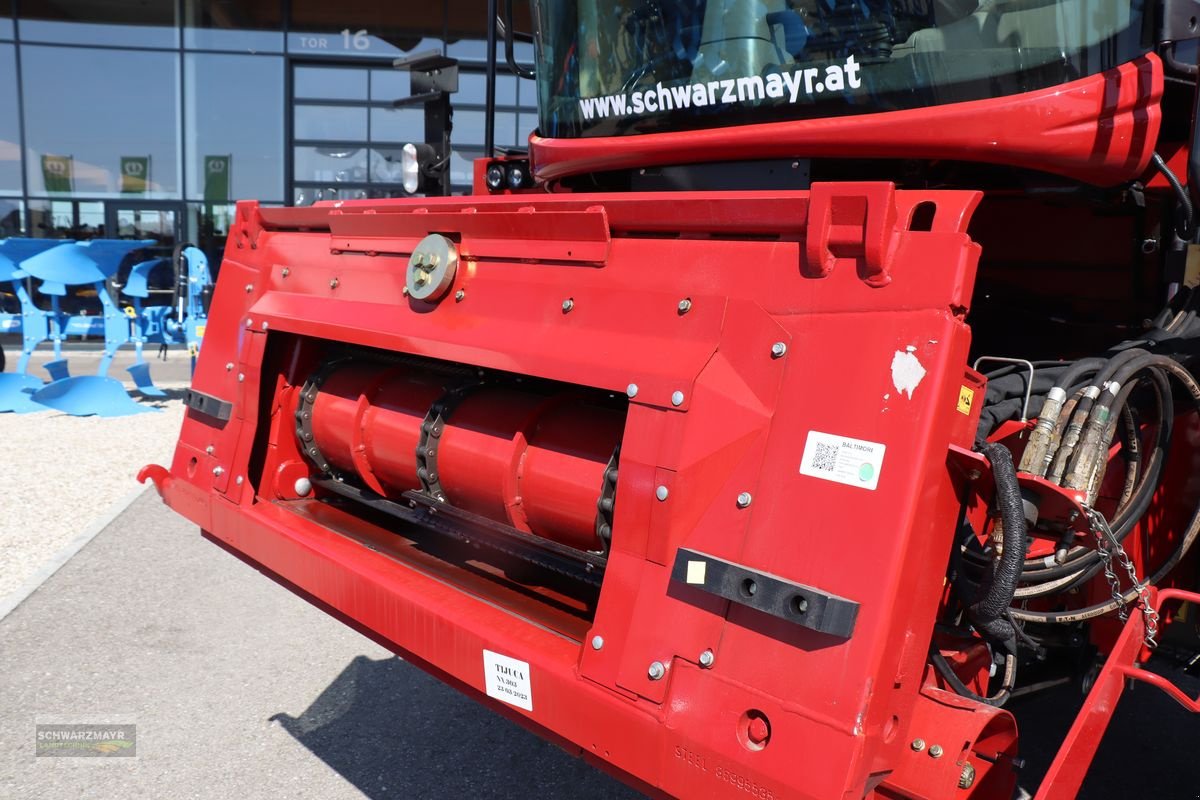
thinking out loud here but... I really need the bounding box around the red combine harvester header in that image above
[141,0,1200,796]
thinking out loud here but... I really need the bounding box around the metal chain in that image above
[1086,507,1160,648]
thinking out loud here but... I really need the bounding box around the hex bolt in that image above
[626,383,639,398]
[294,477,313,497]
[455,289,466,301]
[698,649,715,668]
[235,476,244,486]
[205,445,214,455]
[212,466,224,477]
[245,318,253,327]
[591,635,604,651]
[329,278,339,289]
[237,373,245,383]
[929,744,944,759]
[736,492,753,508]
[671,390,685,407]
[771,342,787,359]
[647,661,666,681]
[225,362,233,371]
[281,267,290,277]
[244,283,253,293]
[958,762,976,790]
[677,298,692,314]
[911,739,926,752]
[655,485,669,501]
[562,298,574,313]
[261,321,269,331]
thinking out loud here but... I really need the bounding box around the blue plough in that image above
[0,238,211,416]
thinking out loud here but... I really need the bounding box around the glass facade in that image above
[0,0,536,270]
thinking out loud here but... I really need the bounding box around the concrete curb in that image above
[0,482,150,623]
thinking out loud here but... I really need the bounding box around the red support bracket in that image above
[1035,588,1200,800]
[804,182,899,286]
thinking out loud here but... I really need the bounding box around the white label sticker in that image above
[799,431,886,491]
[686,560,707,585]
[482,650,533,711]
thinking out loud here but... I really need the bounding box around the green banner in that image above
[203,155,231,203]
[41,155,73,193]
[120,156,150,194]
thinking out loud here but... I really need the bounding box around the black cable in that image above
[1151,151,1194,239]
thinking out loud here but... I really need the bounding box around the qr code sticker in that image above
[811,442,839,472]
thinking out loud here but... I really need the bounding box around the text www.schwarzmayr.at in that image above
[579,56,864,120]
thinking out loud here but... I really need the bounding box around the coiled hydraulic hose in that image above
[1011,356,1200,623]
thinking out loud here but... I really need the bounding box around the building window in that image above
[21,46,181,198]
[18,0,178,48]
[0,44,20,194]
[287,0,443,59]
[0,198,22,236]
[185,54,284,202]
[0,0,12,40]
[183,0,283,53]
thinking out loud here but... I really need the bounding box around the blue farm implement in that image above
[0,238,211,416]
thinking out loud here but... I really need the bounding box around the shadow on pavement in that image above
[1008,655,1200,798]
[270,655,646,800]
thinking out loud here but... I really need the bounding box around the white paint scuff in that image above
[891,349,927,399]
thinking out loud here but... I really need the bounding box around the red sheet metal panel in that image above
[144,185,1012,799]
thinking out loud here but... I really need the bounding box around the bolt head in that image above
[237,373,245,382]
[911,739,926,752]
[245,318,253,327]
[294,477,313,497]
[235,476,244,485]
[648,661,666,680]
[671,390,684,406]
[590,635,604,650]
[329,278,339,288]
[746,716,770,745]
[455,289,465,301]
[655,485,669,501]
[281,267,290,277]
[677,298,692,314]
[261,321,269,331]
[771,341,787,358]
[958,762,976,790]
[626,383,639,398]
[212,466,224,477]
[736,492,753,508]
[225,362,234,371]
[929,744,943,759]
[205,445,214,455]
[245,283,253,293]
[698,649,714,668]
[562,298,574,312]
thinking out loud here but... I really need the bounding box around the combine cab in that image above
[142,1,1200,796]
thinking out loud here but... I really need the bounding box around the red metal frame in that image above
[1034,589,1200,800]
[143,184,1036,798]
[530,56,1162,189]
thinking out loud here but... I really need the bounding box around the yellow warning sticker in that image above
[957,386,974,415]
[195,325,206,338]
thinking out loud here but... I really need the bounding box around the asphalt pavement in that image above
[1,485,1198,799]
[0,492,642,800]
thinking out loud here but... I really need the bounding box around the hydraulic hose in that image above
[967,442,1026,654]
[930,650,1017,707]
[1012,356,1200,623]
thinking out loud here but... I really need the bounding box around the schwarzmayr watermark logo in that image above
[35,724,137,757]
